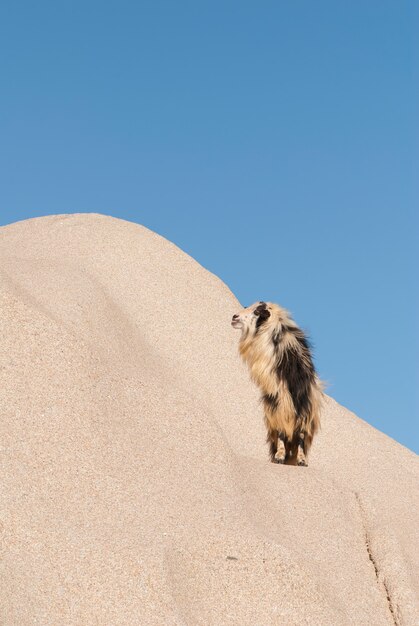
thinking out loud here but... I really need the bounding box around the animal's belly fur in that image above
[263,385,298,440]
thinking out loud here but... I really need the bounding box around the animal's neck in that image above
[239,324,274,363]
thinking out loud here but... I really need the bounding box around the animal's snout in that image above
[231,313,241,329]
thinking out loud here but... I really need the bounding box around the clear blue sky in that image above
[1,1,417,452]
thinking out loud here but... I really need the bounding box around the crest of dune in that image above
[0,213,417,625]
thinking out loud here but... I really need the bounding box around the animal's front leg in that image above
[296,432,308,466]
[266,424,278,463]
[274,431,286,464]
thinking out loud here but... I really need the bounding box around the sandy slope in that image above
[0,213,417,626]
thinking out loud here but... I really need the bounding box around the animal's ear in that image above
[254,303,271,321]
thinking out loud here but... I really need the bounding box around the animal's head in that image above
[231,301,272,335]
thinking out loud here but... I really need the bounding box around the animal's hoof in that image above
[297,459,308,467]
[273,457,285,464]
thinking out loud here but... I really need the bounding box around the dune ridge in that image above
[0,213,417,625]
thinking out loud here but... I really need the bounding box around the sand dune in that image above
[0,213,417,625]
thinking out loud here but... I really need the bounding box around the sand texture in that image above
[0,213,417,625]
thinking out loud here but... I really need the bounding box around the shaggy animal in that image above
[231,301,323,466]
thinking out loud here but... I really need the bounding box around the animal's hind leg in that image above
[296,432,308,467]
[274,431,286,464]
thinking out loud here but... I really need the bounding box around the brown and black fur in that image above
[231,302,323,466]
